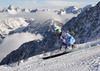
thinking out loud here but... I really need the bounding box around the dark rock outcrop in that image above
[62,2,100,43]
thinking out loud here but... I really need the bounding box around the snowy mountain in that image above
[65,6,79,14]
[0,17,63,64]
[0,6,76,41]
[62,2,100,43]
[9,19,63,37]
[58,6,81,15]
[23,19,63,36]
[57,9,66,15]
[0,18,29,40]
[8,5,15,10]
[30,9,38,13]
[0,5,34,14]
[0,19,63,65]
[1,5,17,14]
[22,9,30,12]
[58,5,92,15]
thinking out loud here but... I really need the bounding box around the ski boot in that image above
[60,46,68,51]
[72,44,77,49]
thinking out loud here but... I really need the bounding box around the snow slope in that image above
[0,39,100,71]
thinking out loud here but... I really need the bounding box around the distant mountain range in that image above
[0,4,92,15]
[58,5,92,15]
[0,4,92,40]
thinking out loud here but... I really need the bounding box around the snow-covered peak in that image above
[30,9,38,13]
[58,6,81,15]
[8,5,15,10]
[57,9,66,15]
[65,6,78,11]
[0,18,29,39]
[7,9,17,14]
[0,5,17,14]
[22,8,30,12]
[65,6,80,14]
[58,4,93,15]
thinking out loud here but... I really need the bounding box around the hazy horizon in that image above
[0,0,99,8]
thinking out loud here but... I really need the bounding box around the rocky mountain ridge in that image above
[62,2,100,43]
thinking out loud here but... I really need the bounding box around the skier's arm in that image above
[60,36,65,41]
[60,36,63,40]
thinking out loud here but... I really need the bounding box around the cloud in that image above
[0,32,43,62]
[9,12,63,23]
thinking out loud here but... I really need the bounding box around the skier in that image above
[56,29,75,50]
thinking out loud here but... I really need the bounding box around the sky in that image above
[0,0,99,8]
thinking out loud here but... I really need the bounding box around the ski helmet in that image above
[56,29,61,36]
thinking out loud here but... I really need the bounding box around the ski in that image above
[42,51,71,60]
[42,45,78,60]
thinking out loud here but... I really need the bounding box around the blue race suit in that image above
[60,31,75,49]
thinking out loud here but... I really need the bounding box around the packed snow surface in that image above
[0,39,100,71]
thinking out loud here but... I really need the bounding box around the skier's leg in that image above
[72,42,75,48]
[60,45,66,50]
[60,42,64,50]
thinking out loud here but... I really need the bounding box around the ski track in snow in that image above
[1,39,100,71]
